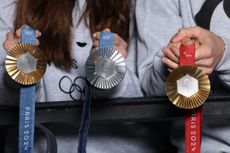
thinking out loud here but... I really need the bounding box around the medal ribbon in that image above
[180,43,202,153]
[78,32,114,153]
[99,32,115,48]
[78,83,91,153]
[18,27,36,153]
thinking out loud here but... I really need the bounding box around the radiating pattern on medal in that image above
[166,66,210,109]
[85,48,126,89]
[5,43,46,85]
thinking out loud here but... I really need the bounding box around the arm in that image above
[135,0,182,96]
[0,0,17,89]
[215,37,230,87]
[0,0,17,65]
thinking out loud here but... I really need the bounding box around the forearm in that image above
[215,37,230,87]
[139,51,169,96]
[0,0,16,65]
[136,0,182,96]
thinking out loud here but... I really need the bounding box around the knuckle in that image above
[206,68,213,74]
[193,26,202,36]
[177,28,184,34]
[206,60,213,67]
[209,58,214,66]
[205,47,213,57]
[3,41,7,49]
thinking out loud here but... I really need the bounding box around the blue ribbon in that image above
[77,83,91,153]
[99,32,115,48]
[78,32,114,153]
[18,27,36,153]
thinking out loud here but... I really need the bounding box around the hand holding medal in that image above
[85,29,126,89]
[5,26,46,85]
[5,26,46,153]
[165,38,210,153]
[165,39,210,109]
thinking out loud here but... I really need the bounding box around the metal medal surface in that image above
[165,66,210,109]
[85,47,126,89]
[5,43,46,85]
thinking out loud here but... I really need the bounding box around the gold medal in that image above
[5,43,46,85]
[165,66,210,109]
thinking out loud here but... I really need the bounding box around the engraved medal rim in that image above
[85,47,126,89]
[165,66,210,109]
[5,43,47,85]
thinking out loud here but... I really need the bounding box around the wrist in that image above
[215,36,228,71]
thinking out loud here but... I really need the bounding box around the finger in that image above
[182,38,195,45]
[195,58,214,68]
[93,28,112,38]
[162,47,179,63]
[170,45,180,58]
[3,39,18,52]
[6,32,15,40]
[114,46,128,58]
[114,34,128,49]
[167,41,181,49]
[195,45,212,61]
[168,68,173,72]
[36,39,40,46]
[171,26,207,43]
[195,40,200,49]
[92,32,100,40]
[15,28,21,38]
[197,66,213,74]
[162,57,179,70]
[15,28,41,38]
[102,28,111,32]
[36,30,42,37]
[92,39,99,48]
[113,34,122,46]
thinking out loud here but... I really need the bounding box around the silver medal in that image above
[85,48,126,89]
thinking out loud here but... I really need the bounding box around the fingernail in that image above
[171,35,178,42]
[162,48,167,53]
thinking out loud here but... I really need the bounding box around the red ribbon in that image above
[180,43,202,153]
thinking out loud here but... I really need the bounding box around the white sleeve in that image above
[0,0,17,90]
[0,0,17,65]
[215,37,230,87]
[135,0,183,96]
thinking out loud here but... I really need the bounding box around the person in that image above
[0,0,166,153]
[0,0,151,153]
[135,0,230,152]
[2,0,143,101]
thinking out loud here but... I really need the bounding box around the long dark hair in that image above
[80,0,131,42]
[14,0,131,70]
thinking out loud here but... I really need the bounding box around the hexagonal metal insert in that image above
[17,52,38,73]
[177,74,198,98]
[95,56,115,79]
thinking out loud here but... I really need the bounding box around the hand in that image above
[162,39,200,72]
[92,28,128,58]
[162,41,181,72]
[3,25,41,53]
[163,26,225,74]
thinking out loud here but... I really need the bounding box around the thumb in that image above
[102,28,111,32]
